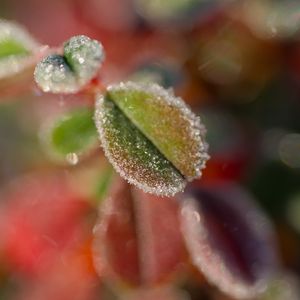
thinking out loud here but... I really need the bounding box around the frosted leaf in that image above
[94,93,186,196]
[107,81,209,180]
[64,35,105,84]
[41,108,98,163]
[34,35,104,94]
[180,184,278,299]
[34,54,78,93]
[0,19,39,79]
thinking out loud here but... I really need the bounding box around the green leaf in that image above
[94,165,114,201]
[46,108,98,160]
[95,93,186,196]
[0,38,29,58]
[107,82,209,180]
[0,20,39,79]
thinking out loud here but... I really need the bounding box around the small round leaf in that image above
[42,108,98,162]
[95,91,187,196]
[95,82,209,196]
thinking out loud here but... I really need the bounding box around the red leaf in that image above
[180,183,279,299]
[0,171,93,276]
[93,177,186,289]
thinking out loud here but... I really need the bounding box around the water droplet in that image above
[66,152,79,165]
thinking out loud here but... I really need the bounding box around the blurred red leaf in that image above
[180,183,279,299]
[0,171,94,276]
[93,178,187,289]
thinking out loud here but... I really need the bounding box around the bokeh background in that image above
[0,0,300,299]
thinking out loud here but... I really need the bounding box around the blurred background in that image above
[0,0,300,299]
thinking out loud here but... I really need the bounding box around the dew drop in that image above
[66,152,79,165]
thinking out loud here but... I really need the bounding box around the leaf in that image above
[0,172,92,276]
[92,178,186,289]
[180,183,278,299]
[95,82,209,196]
[94,165,114,201]
[95,92,186,196]
[0,20,41,98]
[34,35,104,94]
[63,35,105,84]
[0,38,29,58]
[107,82,208,180]
[0,20,39,78]
[260,272,300,300]
[134,0,204,25]
[42,107,98,162]
[122,286,189,300]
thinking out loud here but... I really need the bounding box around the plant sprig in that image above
[0,23,209,196]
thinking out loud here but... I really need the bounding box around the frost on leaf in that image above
[107,82,209,180]
[92,178,186,289]
[95,92,186,196]
[34,35,104,94]
[180,183,278,299]
[94,81,208,196]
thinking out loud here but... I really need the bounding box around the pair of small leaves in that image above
[93,179,279,299]
[34,35,105,93]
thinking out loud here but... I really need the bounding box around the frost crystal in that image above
[94,93,186,196]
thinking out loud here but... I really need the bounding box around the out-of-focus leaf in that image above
[95,82,209,196]
[0,20,39,78]
[0,172,92,276]
[34,35,104,94]
[0,38,29,58]
[133,0,227,28]
[260,272,300,300]
[121,286,189,300]
[92,178,186,289]
[0,20,41,98]
[180,183,279,299]
[43,108,98,162]
[94,165,114,201]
